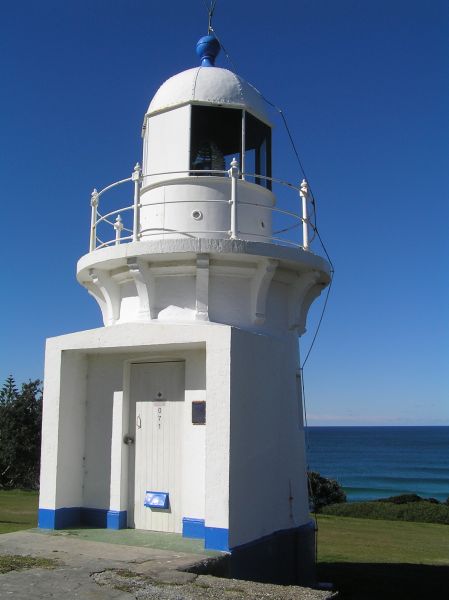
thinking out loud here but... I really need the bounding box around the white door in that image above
[129,361,184,532]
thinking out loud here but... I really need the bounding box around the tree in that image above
[308,471,347,512]
[0,375,18,404]
[0,377,42,489]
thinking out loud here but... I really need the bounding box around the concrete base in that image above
[0,529,333,600]
[229,521,316,586]
[191,521,317,586]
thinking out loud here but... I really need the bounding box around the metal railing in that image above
[89,159,314,252]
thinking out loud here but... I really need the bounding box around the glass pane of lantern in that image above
[245,112,272,189]
[190,106,242,175]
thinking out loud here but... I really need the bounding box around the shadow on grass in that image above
[318,562,449,600]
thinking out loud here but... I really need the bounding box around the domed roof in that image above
[146,67,271,125]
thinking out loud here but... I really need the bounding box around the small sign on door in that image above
[192,401,206,424]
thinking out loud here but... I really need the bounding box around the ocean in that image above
[306,426,449,503]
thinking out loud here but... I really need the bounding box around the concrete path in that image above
[0,530,335,599]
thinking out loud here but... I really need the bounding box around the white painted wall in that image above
[182,349,206,520]
[153,275,196,316]
[40,321,308,545]
[139,178,274,243]
[119,281,140,323]
[77,240,330,330]
[39,343,62,508]
[40,324,231,536]
[83,354,125,509]
[264,279,290,332]
[227,328,309,549]
[208,273,251,329]
[110,390,128,512]
[143,105,191,182]
[204,328,232,531]
[39,349,87,509]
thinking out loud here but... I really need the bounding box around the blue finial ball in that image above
[196,35,220,67]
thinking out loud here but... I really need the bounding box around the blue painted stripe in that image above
[38,507,80,529]
[205,526,229,551]
[81,508,107,527]
[38,507,128,530]
[229,521,315,551]
[38,508,57,529]
[182,517,205,539]
[107,510,127,529]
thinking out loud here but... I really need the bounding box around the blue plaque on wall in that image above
[144,491,169,509]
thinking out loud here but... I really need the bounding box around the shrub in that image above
[376,494,441,505]
[308,471,347,512]
[375,494,424,504]
[322,500,449,525]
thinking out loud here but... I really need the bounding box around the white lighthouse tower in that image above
[38,35,330,584]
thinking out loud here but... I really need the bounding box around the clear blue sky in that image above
[1,1,447,425]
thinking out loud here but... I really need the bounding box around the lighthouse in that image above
[38,35,330,584]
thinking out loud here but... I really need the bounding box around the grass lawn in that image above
[317,514,449,599]
[317,514,449,565]
[1,491,449,599]
[0,490,38,534]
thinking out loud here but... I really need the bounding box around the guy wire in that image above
[301,366,320,564]
[202,0,218,34]
[209,17,335,571]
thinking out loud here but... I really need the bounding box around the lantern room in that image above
[139,36,274,242]
[142,66,272,184]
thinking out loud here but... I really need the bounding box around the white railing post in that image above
[132,162,141,242]
[228,157,239,240]
[114,214,124,245]
[300,179,309,251]
[90,188,98,252]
